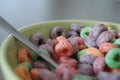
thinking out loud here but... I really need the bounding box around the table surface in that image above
[0,0,120,80]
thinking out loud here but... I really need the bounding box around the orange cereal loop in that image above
[110,68,120,73]
[14,65,32,80]
[18,48,33,64]
[79,45,87,50]
[99,42,118,54]
[86,47,104,57]
[55,36,74,58]
[31,69,41,80]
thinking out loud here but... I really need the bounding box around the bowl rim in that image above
[16,19,120,31]
[0,19,120,80]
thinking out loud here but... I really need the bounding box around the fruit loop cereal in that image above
[15,23,120,80]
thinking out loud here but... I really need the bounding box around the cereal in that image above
[80,27,92,39]
[104,24,113,31]
[74,36,87,50]
[56,64,79,80]
[45,39,55,47]
[70,24,83,34]
[14,23,120,80]
[39,44,58,62]
[72,74,96,80]
[85,35,97,48]
[39,48,50,57]
[39,44,54,56]
[97,71,120,80]
[105,48,120,68]
[31,33,45,46]
[59,57,78,68]
[66,31,79,38]
[39,69,61,80]
[59,67,73,80]
[77,49,87,59]
[14,65,31,80]
[117,32,120,38]
[29,50,39,62]
[79,44,87,50]
[55,36,74,58]
[112,72,120,80]
[74,36,85,45]
[93,57,105,74]
[21,62,32,71]
[79,54,97,64]
[99,42,118,54]
[86,47,104,57]
[89,24,108,39]
[68,37,79,54]
[110,30,118,38]
[110,38,116,43]
[78,64,94,76]
[114,38,120,47]
[50,26,66,39]
[30,69,41,80]
[96,31,113,46]
[32,61,50,69]
[17,48,33,64]
[110,68,120,73]
[85,24,107,48]
[97,71,112,80]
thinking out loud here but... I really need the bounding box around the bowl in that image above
[0,20,120,80]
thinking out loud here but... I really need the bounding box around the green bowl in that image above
[0,20,120,80]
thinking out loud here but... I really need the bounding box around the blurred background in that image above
[0,0,120,79]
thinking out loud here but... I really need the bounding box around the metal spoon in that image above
[0,16,58,68]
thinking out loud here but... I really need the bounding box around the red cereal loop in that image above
[59,57,78,68]
[55,36,74,58]
[30,69,41,80]
[18,48,33,64]
[99,42,118,54]
[56,64,79,78]
[74,36,85,45]
[14,65,31,80]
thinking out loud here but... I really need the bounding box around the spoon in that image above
[0,16,58,68]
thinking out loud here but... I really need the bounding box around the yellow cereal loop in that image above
[101,23,112,31]
[106,24,112,31]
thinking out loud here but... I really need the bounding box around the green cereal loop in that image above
[20,62,32,71]
[77,49,87,59]
[114,38,120,47]
[72,74,95,80]
[92,77,98,80]
[80,27,92,39]
[30,50,39,62]
[110,38,116,43]
[105,48,120,68]
[30,49,50,62]
[40,48,50,57]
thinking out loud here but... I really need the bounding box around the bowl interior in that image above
[0,20,120,80]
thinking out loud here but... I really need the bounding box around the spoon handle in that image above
[0,16,58,68]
